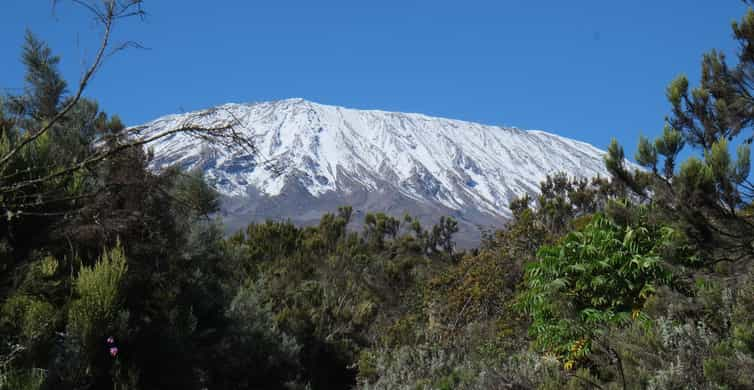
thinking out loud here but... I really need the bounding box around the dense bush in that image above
[518,209,680,365]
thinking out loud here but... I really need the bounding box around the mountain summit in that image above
[140,98,612,244]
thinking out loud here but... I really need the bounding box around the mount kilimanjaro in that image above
[139,98,612,245]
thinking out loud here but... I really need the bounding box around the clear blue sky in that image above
[0,1,748,158]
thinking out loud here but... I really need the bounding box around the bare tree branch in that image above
[0,0,116,172]
[1,114,250,195]
[107,40,149,58]
[1,1,274,217]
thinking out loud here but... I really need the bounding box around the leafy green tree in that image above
[518,208,683,366]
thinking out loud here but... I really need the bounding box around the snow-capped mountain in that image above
[138,98,612,244]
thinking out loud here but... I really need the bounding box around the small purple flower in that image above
[106,336,115,345]
[109,346,119,357]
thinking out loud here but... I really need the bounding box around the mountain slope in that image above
[140,98,613,244]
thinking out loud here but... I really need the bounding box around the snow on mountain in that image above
[138,98,613,243]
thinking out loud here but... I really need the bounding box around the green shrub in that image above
[703,272,754,388]
[518,210,679,365]
[68,242,128,349]
[1,294,56,343]
[0,368,46,390]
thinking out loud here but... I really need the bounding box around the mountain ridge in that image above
[138,98,614,244]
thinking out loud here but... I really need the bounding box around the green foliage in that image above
[0,31,104,224]
[734,143,751,183]
[220,209,458,389]
[605,138,626,176]
[576,268,754,389]
[364,212,400,249]
[1,294,56,343]
[703,272,754,389]
[5,3,754,390]
[428,216,459,257]
[635,135,658,173]
[207,279,303,389]
[0,368,45,390]
[606,138,648,196]
[654,124,685,178]
[429,250,510,327]
[677,157,715,202]
[519,209,678,364]
[171,169,220,217]
[666,74,688,108]
[515,172,620,239]
[18,30,67,121]
[702,138,752,210]
[68,242,127,351]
